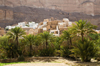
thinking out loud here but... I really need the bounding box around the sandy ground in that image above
[4,58,100,66]
[5,58,75,66]
[5,63,69,66]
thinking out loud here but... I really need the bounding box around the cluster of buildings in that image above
[37,18,74,36]
[0,18,100,36]
[5,18,74,36]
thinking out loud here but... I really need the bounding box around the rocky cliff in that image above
[0,0,100,29]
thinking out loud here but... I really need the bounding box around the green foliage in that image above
[7,27,26,40]
[53,37,62,50]
[60,31,73,57]
[24,34,41,56]
[24,34,35,56]
[40,31,54,49]
[0,36,14,58]
[0,20,99,63]
[93,35,100,60]
[0,62,28,66]
[40,31,53,41]
[0,35,9,50]
[89,33,100,40]
[71,38,98,62]
[39,49,55,56]
[61,30,72,40]
[18,56,25,61]
[24,34,36,44]
[54,50,61,56]
[60,46,71,57]
[26,24,29,27]
[6,27,26,57]
[69,19,97,41]
[38,46,55,56]
[61,30,72,47]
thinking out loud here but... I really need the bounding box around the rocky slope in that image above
[0,0,100,15]
[0,0,100,29]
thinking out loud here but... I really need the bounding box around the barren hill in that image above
[0,0,100,29]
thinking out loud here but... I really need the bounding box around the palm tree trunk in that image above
[67,40,69,49]
[70,38,72,46]
[46,40,48,49]
[16,36,18,47]
[81,32,84,42]
[16,36,19,57]
[30,42,32,56]
[59,44,60,50]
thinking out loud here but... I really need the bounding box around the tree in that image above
[54,37,62,50]
[71,38,98,62]
[0,35,9,58]
[89,33,100,41]
[40,31,54,49]
[61,30,72,48]
[24,34,38,56]
[0,35,16,58]
[7,27,26,48]
[69,20,97,42]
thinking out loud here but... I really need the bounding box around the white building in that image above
[29,22,35,27]
[5,26,16,29]
[63,18,69,22]
[28,22,39,29]
[18,22,26,27]
[5,21,39,30]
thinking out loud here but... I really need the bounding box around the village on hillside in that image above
[0,18,100,36]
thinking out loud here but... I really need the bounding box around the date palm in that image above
[71,38,98,62]
[70,20,97,42]
[61,30,72,48]
[24,34,37,56]
[40,31,54,49]
[7,27,25,48]
[54,37,62,50]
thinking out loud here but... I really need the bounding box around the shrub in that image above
[0,36,17,58]
[60,46,71,57]
[39,47,55,56]
[54,50,61,57]
[17,56,25,61]
[71,39,98,62]
[0,51,7,59]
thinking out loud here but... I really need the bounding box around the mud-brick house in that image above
[0,27,5,36]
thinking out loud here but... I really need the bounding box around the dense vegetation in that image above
[0,20,100,62]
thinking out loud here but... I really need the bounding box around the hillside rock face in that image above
[0,0,100,28]
[1,0,100,15]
